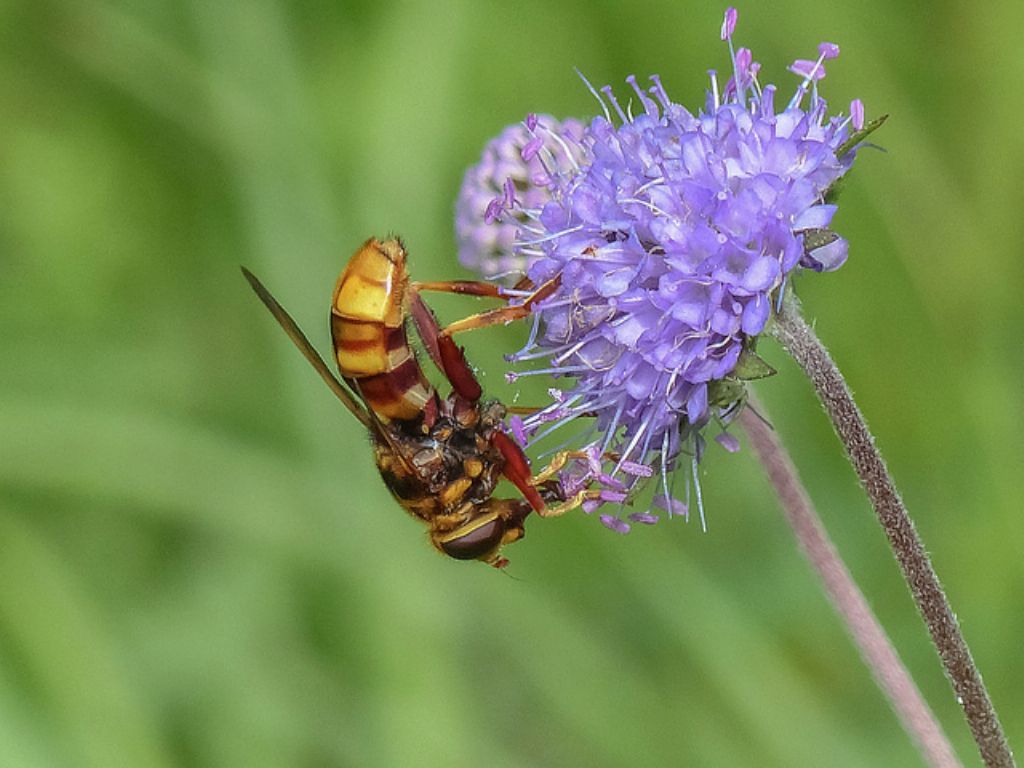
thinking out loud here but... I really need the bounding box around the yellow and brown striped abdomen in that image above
[331,238,434,422]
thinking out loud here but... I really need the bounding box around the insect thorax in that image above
[373,396,508,519]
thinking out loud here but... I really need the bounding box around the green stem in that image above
[769,302,1014,768]
[740,398,960,768]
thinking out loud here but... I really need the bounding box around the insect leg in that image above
[410,279,509,298]
[535,489,603,518]
[407,288,482,402]
[527,450,596,486]
[491,431,547,512]
[437,274,561,338]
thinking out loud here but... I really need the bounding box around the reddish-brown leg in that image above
[411,275,560,338]
[495,435,603,519]
[505,405,541,416]
[407,288,482,402]
[406,275,560,399]
[408,289,446,372]
[438,275,561,338]
[492,431,546,513]
[411,279,509,298]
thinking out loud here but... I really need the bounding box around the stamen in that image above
[850,98,865,131]
[626,74,659,117]
[725,32,743,107]
[521,136,544,161]
[507,365,592,382]
[629,512,659,525]
[709,69,721,110]
[720,7,738,40]
[600,85,629,124]
[660,431,673,516]
[715,432,741,453]
[818,42,840,59]
[613,418,649,475]
[542,124,583,174]
[575,68,612,123]
[786,52,829,111]
[484,197,504,224]
[516,225,584,246]
[621,198,676,219]
[634,177,667,196]
[600,515,631,534]
[649,75,671,110]
[600,403,626,456]
[691,455,706,532]
[758,84,776,118]
[621,460,654,477]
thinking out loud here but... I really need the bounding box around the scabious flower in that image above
[455,115,586,280]
[460,8,875,532]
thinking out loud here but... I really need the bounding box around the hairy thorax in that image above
[374,396,508,521]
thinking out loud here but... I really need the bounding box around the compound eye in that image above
[439,515,505,561]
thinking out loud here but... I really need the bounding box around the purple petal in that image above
[793,204,838,230]
[804,237,848,272]
[686,384,708,424]
[625,364,659,399]
[741,293,770,335]
[461,51,866,524]
[741,256,781,292]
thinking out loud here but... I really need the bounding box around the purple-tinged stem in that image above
[770,302,1014,768]
[739,400,961,768]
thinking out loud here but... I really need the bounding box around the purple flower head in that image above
[460,9,876,529]
[455,115,586,281]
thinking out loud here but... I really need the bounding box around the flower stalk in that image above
[739,398,961,768]
[770,299,1015,768]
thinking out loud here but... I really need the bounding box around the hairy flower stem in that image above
[770,302,1015,768]
[739,400,961,768]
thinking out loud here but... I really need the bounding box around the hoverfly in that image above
[243,237,583,567]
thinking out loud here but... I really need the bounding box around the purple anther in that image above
[818,42,840,59]
[628,512,660,525]
[715,432,741,453]
[721,7,738,40]
[621,460,654,477]
[851,98,865,130]
[600,515,631,534]
[521,136,544,162]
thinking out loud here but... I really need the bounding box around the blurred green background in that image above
[2,0,1021,765]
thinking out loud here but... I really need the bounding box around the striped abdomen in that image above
[331,238,434,422]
